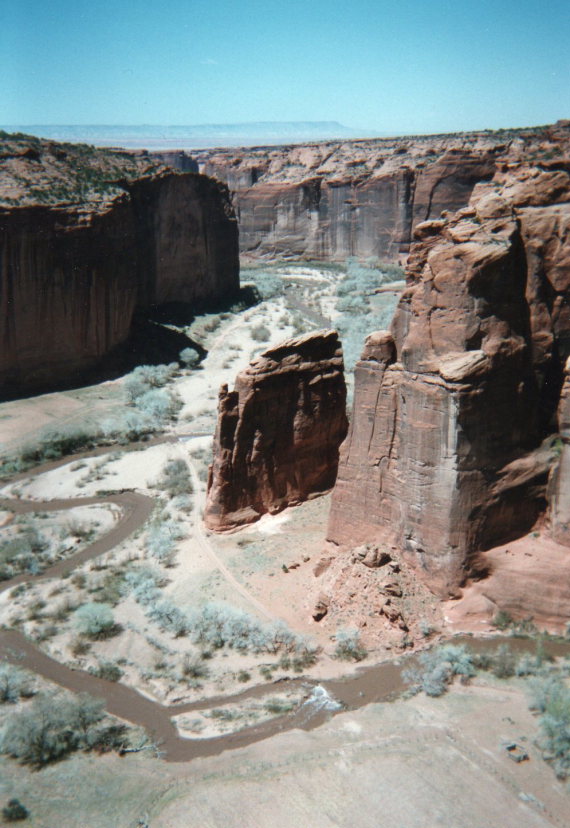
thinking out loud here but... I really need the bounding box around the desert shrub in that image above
[2,798,29,821]
[124,364,178,402]
[333,628,368,662]
[244,269,283,300]
[147,600,190,636]
[122,567,162,605]
[73,602,116,639]
[528,676,570,778]
[404,644,476,697]
[179,347,200,368]
[490,644,516,679]
[156,458,193,497]
[101,410,158,442]
[492,610,513,630]
[189,603,315,656]
[146,519,186,562]
[251,323,271,342]
[18,425,101,466]
[136,388,182,421]
[181,654,209,680]
[1,692,105,767]
[88,660,123,682]
[0,664,34,703]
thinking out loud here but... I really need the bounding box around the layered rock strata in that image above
[194,125,566,263]
[327,130,570,597]
[0,135,239,394]
[205,330,348,530]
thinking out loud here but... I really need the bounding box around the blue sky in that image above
[2,0,569,134]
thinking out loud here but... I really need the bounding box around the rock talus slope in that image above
[328,124,570,597]
[205,330,348,530]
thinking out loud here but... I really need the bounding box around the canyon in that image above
[0,134,238,396]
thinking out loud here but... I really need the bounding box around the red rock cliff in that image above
[193,129,570,262]
[327,124,570,597]
[0,135,239,394]
[204,330,348,530]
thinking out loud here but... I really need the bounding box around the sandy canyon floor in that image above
[0,264,568,826]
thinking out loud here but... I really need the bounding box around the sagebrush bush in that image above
[179,347,200,368]
[251,323,271,342]
[528,676,570,778]
[333,628,368,662]
[0,664,34,703]
[156,458,193,497]
[404,644,475,697]
[73,602,116,639]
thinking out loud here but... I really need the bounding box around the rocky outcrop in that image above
[204,330,348,530]
[193,127,570,263]
[549,358,570,545]
[327,128,570,597]
[0,134,239,395]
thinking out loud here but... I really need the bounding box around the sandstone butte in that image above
[204,330,348,530]
[327,121,570,601]
[0,134,239,395]
[192,124,561,263]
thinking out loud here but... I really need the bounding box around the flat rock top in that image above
[193,122,570,186]
[246,329,343,375]
[0,132,167,210]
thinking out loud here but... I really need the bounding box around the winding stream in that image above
[1,445,569,763]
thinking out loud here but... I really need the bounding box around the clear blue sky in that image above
[2,0,569,134]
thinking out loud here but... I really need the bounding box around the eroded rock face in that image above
[0,135,239,394]
[197,142,499,262]
[549,358,570,546]
[328,128,570,597]
[204,330,348,530]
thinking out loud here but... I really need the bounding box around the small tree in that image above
[1,693,104,767]
[73,603,115,639]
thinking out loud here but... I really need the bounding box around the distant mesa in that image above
[0,121,366,150]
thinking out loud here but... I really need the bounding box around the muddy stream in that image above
[1,444,568,763]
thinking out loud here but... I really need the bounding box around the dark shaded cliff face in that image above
[0,135,239,396]
[205,330,348,531]
[327,124,570,597]
[191,128,570,263]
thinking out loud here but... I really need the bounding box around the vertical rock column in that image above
[204,330,348,530]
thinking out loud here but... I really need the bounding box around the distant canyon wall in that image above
[191,129,566,262]
[327,122,570,596]
[0,166,238,395]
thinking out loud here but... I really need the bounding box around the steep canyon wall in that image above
[192,131,558,262]
[327,124,570,597]
[0,136,239,394]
